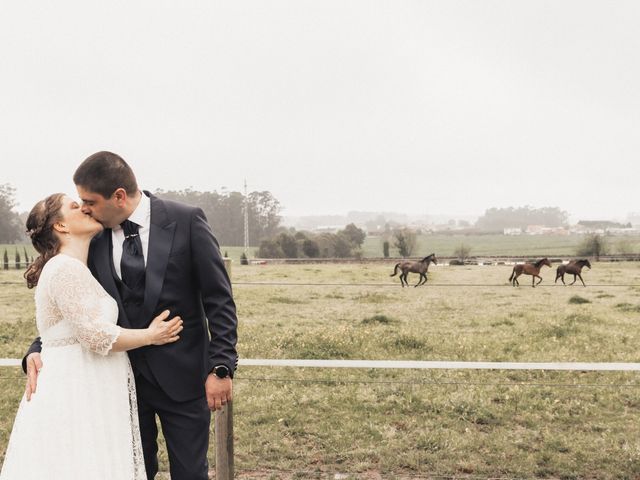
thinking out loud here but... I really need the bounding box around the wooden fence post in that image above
[215,401,234,479]
[216,257,234,479]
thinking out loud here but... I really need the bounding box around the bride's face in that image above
[57,195,104,238]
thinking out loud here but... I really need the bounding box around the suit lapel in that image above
[91,230,132,328]
[142,193,176,321]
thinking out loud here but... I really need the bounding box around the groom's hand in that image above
[25,352,43,401]
[205,374,233,411]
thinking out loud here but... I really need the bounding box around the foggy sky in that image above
[1,1,638,222]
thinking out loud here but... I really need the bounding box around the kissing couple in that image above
[1,151,238,480]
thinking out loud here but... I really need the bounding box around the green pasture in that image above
[363,233,640,258]
[2,261,640,478]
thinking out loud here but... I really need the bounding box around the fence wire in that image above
[232,281,640,288]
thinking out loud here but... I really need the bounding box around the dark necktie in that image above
[120,220,145,289]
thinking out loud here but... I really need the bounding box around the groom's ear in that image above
[112,188,128,207]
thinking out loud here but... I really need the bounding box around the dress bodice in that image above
[35,254,120,354]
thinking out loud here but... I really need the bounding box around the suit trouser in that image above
[135,373,211,480]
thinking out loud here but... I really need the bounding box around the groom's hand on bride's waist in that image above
[25,352,43,402]
[205,374,233,411]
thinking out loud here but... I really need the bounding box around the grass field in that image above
[2,261,640,478]
[362,234,640,258]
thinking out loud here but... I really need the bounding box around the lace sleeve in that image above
[47,257,121,355]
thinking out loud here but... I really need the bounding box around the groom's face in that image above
[76,185,125,229]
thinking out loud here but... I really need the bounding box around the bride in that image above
[1,193,184,480]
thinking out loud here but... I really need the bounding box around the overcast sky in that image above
[1,1,638,221]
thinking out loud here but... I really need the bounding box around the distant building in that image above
[504,227,522,235]
[525,225,545,235]
[314,225,343,233]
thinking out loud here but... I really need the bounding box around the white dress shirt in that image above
[111,191,151,280]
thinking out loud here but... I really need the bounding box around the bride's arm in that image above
[50,260,182,355]
[110,310,183,352]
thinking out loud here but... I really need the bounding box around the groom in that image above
[23,151,238,480]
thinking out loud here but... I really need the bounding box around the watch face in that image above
[215,366,229,378]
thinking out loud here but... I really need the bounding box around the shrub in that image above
[454,244,472,263]
[361,314,397,325]
[576,234,607,260]
[568,295,591,304]
[382,240,390,258]
[393,228,416,257]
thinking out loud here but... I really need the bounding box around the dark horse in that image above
[555,259,592,286]
[390,253,438,287]
[508,257,552,287]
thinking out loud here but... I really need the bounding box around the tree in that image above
[248,191,282,244]
[3,249,8,270]
[155,188,282,246]
[15,249,21,269]
[393,228,417,257]
[333,234,353,258]
[0,184,23,243]
[257,239,284,258]
[383,240,390,258]
[277,232,298,258]
[339,223,366,248]
[576,234,607,260]
[302,239,320,258]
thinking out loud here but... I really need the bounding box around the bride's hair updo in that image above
[24,193,65,289]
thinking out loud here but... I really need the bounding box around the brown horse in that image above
[508,257,552,287]
[555,259,592,286]
[390,253,438,287]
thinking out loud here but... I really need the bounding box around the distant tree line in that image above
[475,206,568,231]
[0,184,25,243]
[0,185,282,247]
[577,220,632,229]
[257,223,366,258]
[155,188,281,246]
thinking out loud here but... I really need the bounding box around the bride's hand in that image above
[147,310,183,345]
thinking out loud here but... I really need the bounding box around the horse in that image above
[508,257,552,287]
[555,259,592,286]
[390,253,438,287]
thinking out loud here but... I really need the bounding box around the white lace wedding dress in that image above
[0,254,146,480]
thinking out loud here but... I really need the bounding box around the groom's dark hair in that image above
[74,151,138,198]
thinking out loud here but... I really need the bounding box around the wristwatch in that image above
[212,365,230,379]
